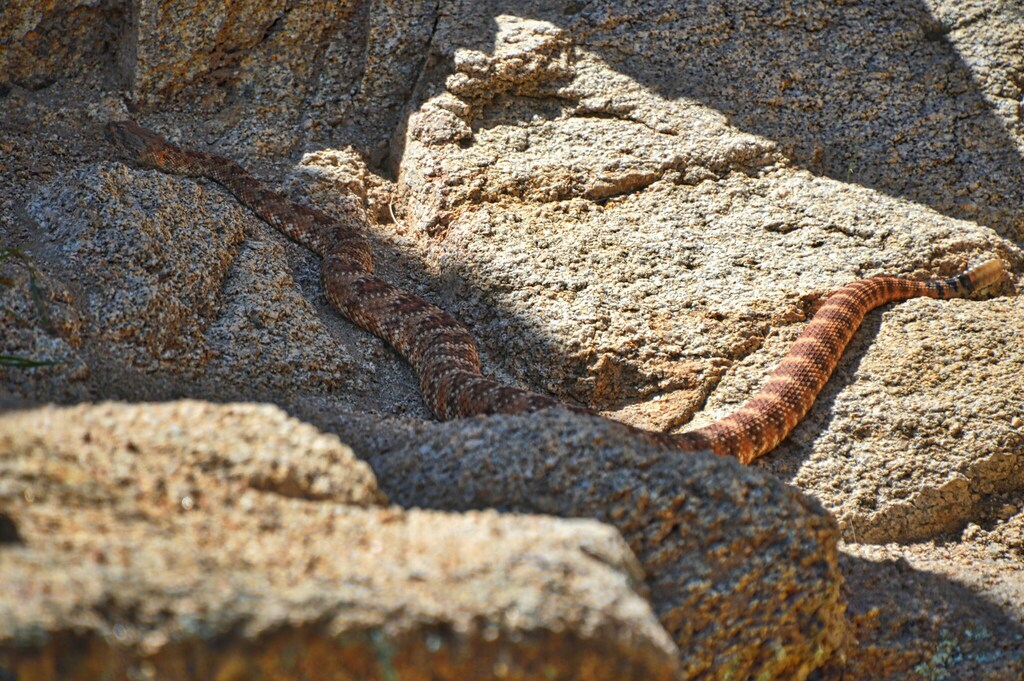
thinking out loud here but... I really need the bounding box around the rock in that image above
[26,162,360,403]
[27,163,244,370]
[122,0,440,163]
[830,550,1024,680]
[0,511,21,545]
[0,0,125,92]
[444,16,575,110]
[0,245,89,404]
[123,0,352,159]
[565,0,1024,241]
[925,0,1024,142]
[304,0,442,162]
[346,407,844,681]
[0,402,678,680]
[125,0,333,105]
[724,295,1024,543]
[3,0,1024,677]
[844,503,1024,626]
[0,401,383,506]
[394,4,1023,441]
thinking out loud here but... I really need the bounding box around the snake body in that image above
[105,121,1003,464]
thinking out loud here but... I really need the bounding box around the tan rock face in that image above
[3,0,1024,678]
[393,0,1024,553]
[0,402,679,681]
[121,0,442,163]
[24,163,361,403]
[749,296,1024,543]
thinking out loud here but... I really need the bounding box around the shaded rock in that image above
[0,511,20,545]
[826,550,1024,680]
[926,0,1024,143]
[304,0,442,161]
[125,0,440,163]
[349,407,845,681]
[123,0,341,159]
[845,503,1024,627]
[0,0,125,91]
[3,0,1024,677]
[125,1,352,109]
[0,402,677,680]
[566,0,1024,240]
[28,163,244,369]
[0,245,90,404]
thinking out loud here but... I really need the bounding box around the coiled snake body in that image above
[106,121,1003,464]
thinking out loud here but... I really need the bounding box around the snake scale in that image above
[106,121,1003,464]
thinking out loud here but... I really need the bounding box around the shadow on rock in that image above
[307,405,846,681]
[472,0,1024,244]
[823,552,1024,680]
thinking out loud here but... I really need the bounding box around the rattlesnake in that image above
[106,121,1003,464]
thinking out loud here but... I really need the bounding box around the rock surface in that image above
[827,550,1024,681]
[329,407,844,681]
[0,0,125,92]
[0,402,679,681]
[0,246,89,404]
[725,294,1024,543]
[25,162,363,403]
[2,0,1024,678]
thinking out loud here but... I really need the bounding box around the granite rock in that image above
[0,401,678,681]
[335,407,845,681]
[3,0,1024,678]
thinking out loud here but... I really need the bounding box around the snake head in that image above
[104,120,169,167]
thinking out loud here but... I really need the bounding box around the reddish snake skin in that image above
[106,121,1004,464]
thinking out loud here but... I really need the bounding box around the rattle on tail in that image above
[105,121,1004,464]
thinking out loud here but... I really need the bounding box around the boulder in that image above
[0,402,678,681]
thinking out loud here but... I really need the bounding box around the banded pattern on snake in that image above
[106,121,1003,464]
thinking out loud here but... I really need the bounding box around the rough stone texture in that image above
[0,401,384,506]
[3,0,1024,678]
[846,526,1024,618]
[0,402,679,681]
[0,0,126,92]
[318,407,844,681]
[0,247,90,404]
[124,0,349,105]
[28,164,244,370]
[123,0,351,160]
[394,6,1024,430]
[566,0,1024,242]
[831,550,1024,680]
[122,0,442,167]
[715,295,1024,543]
[22,162,364,404]
[924,0,1024,146]
[390,0,1024,566]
